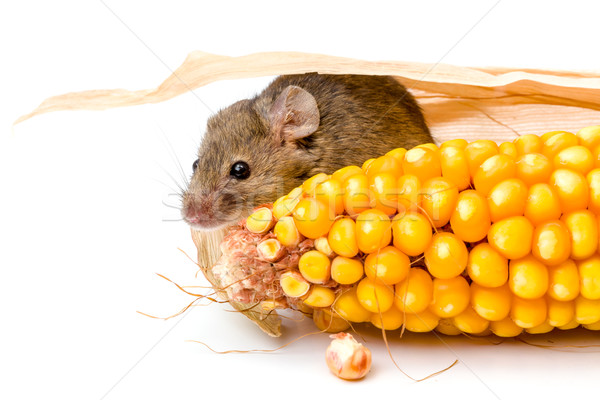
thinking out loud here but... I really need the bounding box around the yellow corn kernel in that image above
[314,178,345,215]
[331,165,363,184]
[272,195,301,220]
[420,177,459,228]
[583,320,600,330]
[509,255,549,299]
[547,297,575,327]
[370,306,404,330]
[293,197,334,239]
[499,142,518,159]
[516,153,553,186]
[314,237,334,258]
[592,145,600,169]
[403,309,440,332]
[467,243,508,288]
[526,321,554,334]
[464,139,499,177]
[280,271,311,298]
[260,299,287,312]
[355,209,392,254]
[577,255,600,300]
[440,138,468,150]
[368,173,398,215]
[542,131,579,160]
[471,282,511,321]
[511,296,547,329]
[313,308,351,333]
[514,134,543,155]
[365,155,402,179]
[364,246,410,285]
[553,145,594,175]
[429,275,470,318]
[547,260,580,301]
[424,232,468,279]
[303,286,336,308]
[587,169,600,214]
[343,173,372,216]
[452,307,490,334]
[356,277,395,313]
[333,288,371,323]
[531,220,571,266]
[487,178,528,222]
[402,147,442,184]
[490,317,523,337]
[474,154,517,197]
[575,296,600,325]
[385,147,407,163]
[246,207,275,234]
[274,216,303,247]
[391,212,433,257]
[450,190,491,243]
[488,216,534,260]
[550,169,589,213]
[302,173,329,194]
[396,174,422,213]
[562,210,598,260]
[328,217,359,258]
[540,130,563,143]
[576,125,600,149]
[395,268,433,314]
[298,250,331,284]
[556,318,579,330]
[330,256,364,285]
[436,319,463,335]
[524,183,562,226]
[362,158,376,171]
[439,145,471,191]
[256,238,286,262]
[416,142,440,153]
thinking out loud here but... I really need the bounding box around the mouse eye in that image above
[192,159,199,172]
[230,161,250,180]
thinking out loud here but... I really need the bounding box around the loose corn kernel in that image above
[280,271,311,298]
[355,209,392,254]
[246,207,275,234]
[440,145,471,191]
[302,173,329,194]
[562,210,599,260]
[531,221,571,266]
[313,308,351,333]
[511,296,547,329]
[343,173,372,215]
[395,268,433,314]
[526,321,554,334]
[333,288,372,323]
[547,260,580,301]
[303,285,336,308]
[429,275,470,318]
[547,297,575,327]
[487,178,528,222]
[314,178,345,215]
[331,165,363,184]
[516,153,552,186]
[362,158,376,171]
[369,173,398,215]
[490,317,523,337]
[330,256,364,285]
[586,169,600,214]
[436,319,463,335]
[488,216,534,260]
[325,332,372,380]
[370,305,404,330]
[499,142,518,159]
[328,217,359,258]
[299,250,331,284]
[364,246,410,285]
[576,125,600,149]
[440,138,468,150]
[553,145,594,175]
[424,232,468,279]
[471,282,511,321]
[509,255,549,299]
[272,195,300,220]
[577,255,600,299]
[450,189,491,243]
[557,318,579,330]
[293,197,334,239]
[356,277,395,313]
[402,147,442,183]
[274,216,303,247]
[474,154,517,197]
[397,174,422,213]
[575,296,600,324]
[385,147,407,163]
[365,155,402,178]
[420,177,459,228]
[256,238,286,262]
[314,237,334,257]
[403,309,440,332]
[467,243,508,288]
[514,134,543,155]
[542,131,580,160]
[464,139,499,177]
[452,307,490,334]
[391,212,433,256]
[524,183,562,226]
[550,169,589,213]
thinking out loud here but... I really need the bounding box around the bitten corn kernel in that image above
[280,271,311,298]
[246,207,275,234]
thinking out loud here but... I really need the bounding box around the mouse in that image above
[182,73,432,232]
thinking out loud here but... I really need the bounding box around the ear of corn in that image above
[212,125,600,337]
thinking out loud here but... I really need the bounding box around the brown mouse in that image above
[182,73,432,231]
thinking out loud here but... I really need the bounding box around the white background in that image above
[2,1,600,399]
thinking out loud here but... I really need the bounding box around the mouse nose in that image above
[182,197,215,225]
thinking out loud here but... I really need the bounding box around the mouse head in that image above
[182,85,321,231]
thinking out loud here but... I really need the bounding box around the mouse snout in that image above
[182,190,247,231]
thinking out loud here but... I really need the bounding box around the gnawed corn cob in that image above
[211,126,600,337]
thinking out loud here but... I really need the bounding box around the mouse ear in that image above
[268,85,320,142]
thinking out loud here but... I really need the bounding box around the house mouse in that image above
[182,73,432,231]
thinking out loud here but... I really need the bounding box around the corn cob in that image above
[210,126,600,337]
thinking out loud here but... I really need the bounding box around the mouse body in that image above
[182,73,432,231]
